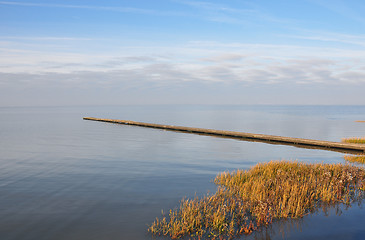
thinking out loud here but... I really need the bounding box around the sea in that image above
[1,105,365,240]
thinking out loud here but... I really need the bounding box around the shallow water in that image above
[1,105,365,239]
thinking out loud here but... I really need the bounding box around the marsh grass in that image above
[148,161,365,239]
[342,137,365,144]
[342,137,365,164]
[344,155,365,164]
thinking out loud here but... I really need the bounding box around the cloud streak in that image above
[285,32,365,48]
[310,0,365,25]
[0,1,184,16]
[0,36,94,41]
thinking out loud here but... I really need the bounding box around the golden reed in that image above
[149,161,365,239]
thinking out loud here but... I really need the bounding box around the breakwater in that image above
[83,117,365,154]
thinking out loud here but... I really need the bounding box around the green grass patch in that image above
[148,161,365,239]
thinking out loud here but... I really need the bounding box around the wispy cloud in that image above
[310,0,365,25]
[0,1,176,16]
[0,36,93,41]
[284,31,365,48]
[173,0,300,27]
[171,0,264,25]
[175,0,255,14]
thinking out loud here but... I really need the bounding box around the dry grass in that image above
[148,161,365,239]
[344,155,365,164]
[342,137,365,164]
[342,137,365,144]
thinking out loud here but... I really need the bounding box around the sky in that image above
[1,0,365,106]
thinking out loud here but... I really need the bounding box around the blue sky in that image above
[1,0,365,106]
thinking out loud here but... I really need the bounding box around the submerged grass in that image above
[148,161,365,239]
[342,137,365,144]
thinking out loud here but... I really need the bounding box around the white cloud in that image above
[1,38,365,106]
[1,39,365,85]
[201,53,245,62]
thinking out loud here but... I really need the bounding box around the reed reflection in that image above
[247,199,364,240]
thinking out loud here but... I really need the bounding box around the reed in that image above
[148,161,365,239]
[342,137,365,164]
[344,155,365,164]
[342,137,365,144]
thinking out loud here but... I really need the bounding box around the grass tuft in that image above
[342,137,365,164]
[148,161,365,239]
[344,155,365,164]
[342,137,365,144]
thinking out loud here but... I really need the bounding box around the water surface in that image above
[1,105,365,239]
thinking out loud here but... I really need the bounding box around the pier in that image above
[83,117,365,154]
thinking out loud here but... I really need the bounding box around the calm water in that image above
[1,105,365,240]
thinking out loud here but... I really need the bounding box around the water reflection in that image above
[247,218,305,240]
[1,105,365,240]
[246,200,365,240]
[199,133,365,155]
